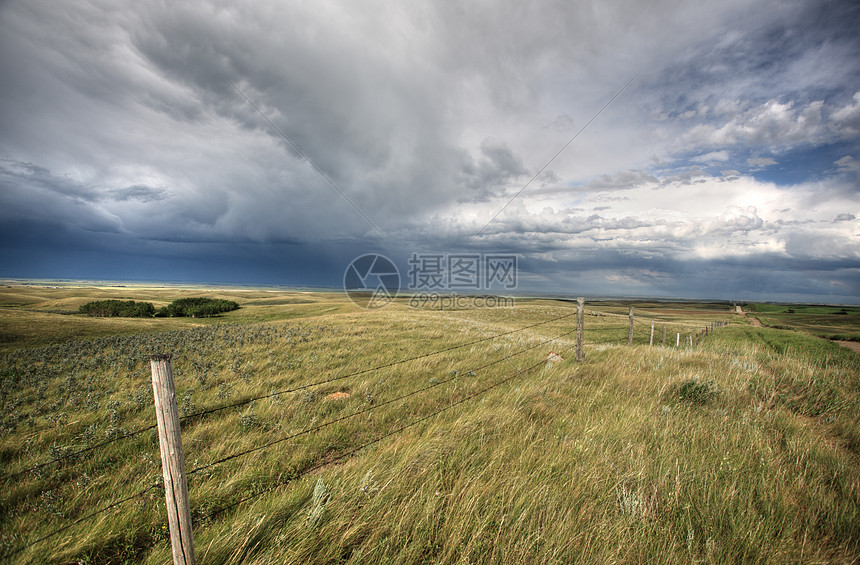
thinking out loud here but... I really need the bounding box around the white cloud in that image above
[832,92,860,138]
[435,170,859,265]
[691,150,730,163]
[712,98,743,116]
[582,170,659,191]
[747,157,777,169]
[675,93,860,159]
[834,155,860,174]
[705,205,763,235]
[681,99,826,150]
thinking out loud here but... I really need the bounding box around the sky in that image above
[1,0,859,303]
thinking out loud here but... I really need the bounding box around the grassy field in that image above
[0,284,354,350]
[0,285,858,563]
[746,303,860,341]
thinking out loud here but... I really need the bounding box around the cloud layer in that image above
[0,0,858,301]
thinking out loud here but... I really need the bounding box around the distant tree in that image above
[79,300,155,318]
[155,297,239,318]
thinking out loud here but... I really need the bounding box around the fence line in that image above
[589,307,730,348]
[177,310,577,422]
[1,311,577,482]
[6,311,720,481]
[3,302,731,561]
[1,482,162,561]
[1,324,575,561]
[187,328,576,477]
[205,351,566,522]
[0,423,159,482]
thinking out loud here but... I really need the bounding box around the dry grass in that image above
[0,286,857,564]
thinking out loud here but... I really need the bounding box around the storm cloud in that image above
[0,0,858,301]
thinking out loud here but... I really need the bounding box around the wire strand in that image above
[1,311,575,481]
[188,328,575,476]
[206,354,553,520]
[2,320,578,557]
[1,482,160,561]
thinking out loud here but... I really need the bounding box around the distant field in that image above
[748,302,860,341]
[0,284,357,350]
[750,303,860,315]
[0,285,857,564]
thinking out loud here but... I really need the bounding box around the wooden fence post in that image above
[676,332,680,347]
[151,354,197,565]
[662,325,666,347]
[627,307,634,346]
[576,297,584,362]
[649,320,655,346]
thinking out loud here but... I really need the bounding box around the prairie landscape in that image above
[3,0,860,562]
[0,283,858,564]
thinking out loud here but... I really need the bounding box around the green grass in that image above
[0,286,857,563]
[745,303,860,341]
[750,303,860,315]
[0,285,358,350]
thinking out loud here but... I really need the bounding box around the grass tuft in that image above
[676,378,717,405]
[306,479,330,529]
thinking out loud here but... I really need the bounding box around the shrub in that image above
[155,297,240,318]
[78,300,155,317]
[676,379,716,405]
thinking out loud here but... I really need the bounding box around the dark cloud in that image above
[460,137,529,201]
[111,185,167,202]
[0,160,100,202]
[0,0,858,302]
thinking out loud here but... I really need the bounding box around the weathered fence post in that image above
[676,332,680,347]
[627,307,634,346]
[649,320,655,346]
[150,354,197,565]
[576,297,584,362]
[662,325,666,347]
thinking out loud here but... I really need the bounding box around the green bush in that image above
[676,379,716,405]
[78,300,155,318]
[155,297,240,318]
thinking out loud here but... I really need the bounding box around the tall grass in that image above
[0,290,857,563]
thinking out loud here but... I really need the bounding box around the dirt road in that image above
[734,307,859,354]
[837,340,860,354]
[736,305,763,327]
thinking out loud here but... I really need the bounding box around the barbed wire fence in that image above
[0,299,731,562]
